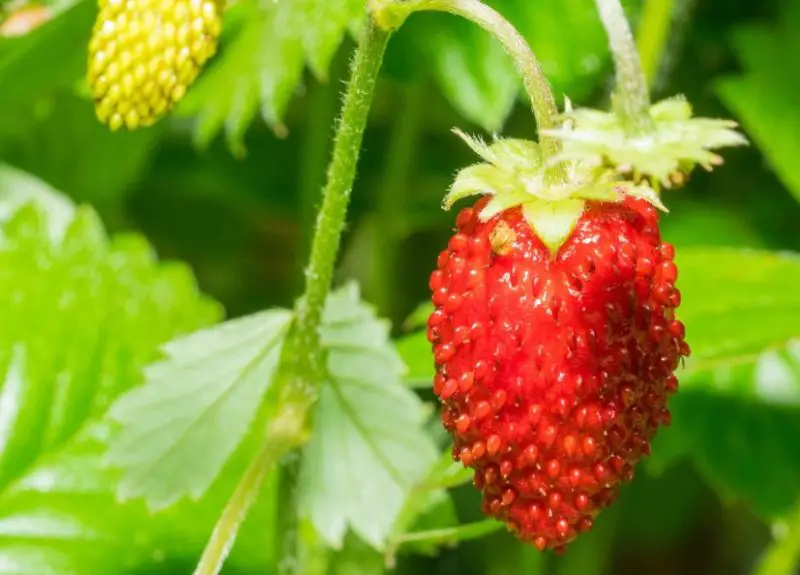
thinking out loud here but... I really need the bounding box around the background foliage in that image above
[0,0,799,573]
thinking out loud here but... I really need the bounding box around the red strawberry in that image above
[428,132,688,552]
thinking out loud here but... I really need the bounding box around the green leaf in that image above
[395,331,434,388]
[0,192,222,573]
[0,0,93,108]
[717,3,800,204]
[404,0,636,132]
[651,392,800,519]
[105,308,293,510]
[0,93,163,205]
[300,283,438,550]
[178,0,364,154]
[675,248,800,403]
[0,163,74,242]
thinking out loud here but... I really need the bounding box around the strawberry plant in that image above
[0,0,799,574]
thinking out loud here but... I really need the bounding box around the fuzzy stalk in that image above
[372,0,564,179]
[291,21,391,388]
[193,20,391,575]
[595,0,655,134]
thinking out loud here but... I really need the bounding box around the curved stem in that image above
[372,0,564,179]
[291,21,391,387]
[594,0,654,134]
[636,0,676,89]
[754,502,800,575]
[193,409,306,575]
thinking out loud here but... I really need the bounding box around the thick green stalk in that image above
[372,0,564,180]
[636,0,676,88]
[595,0,655,134]
[193,20,391,575]
[291,22,391,387]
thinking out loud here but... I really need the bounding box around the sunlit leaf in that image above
[299,283,438,549]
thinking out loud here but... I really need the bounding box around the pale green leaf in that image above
[106,308,293,509]
[300,283,438,550]
[0,163,74,243]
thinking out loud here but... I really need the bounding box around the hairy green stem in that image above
[291,21,391,386]
[193,410,306,575]
[372,0,564,179]
[372,81,424,318]
[636,0,676,88]
[595,0,655,134]
[754,503,800,575]
[194,21,391,575]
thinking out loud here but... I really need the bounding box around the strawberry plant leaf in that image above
[404,0,637,132]
[0,0,93,107]
[651,392,800,519]
[717,3,800,204]
[0,187,222,573]
[177,0,364,154]
[105,307,293,510]
[0,163,74,241]
[395,331,434,388]
[675,248,800,401]
[646,247,800,518]
[299,283,438,550]
[1,93,163,205]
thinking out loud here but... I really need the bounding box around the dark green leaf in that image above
[717,2,800,204]
[178,0,364,154]
[404,0,637,132]
[0,0,93,107]
[651,392,800,519]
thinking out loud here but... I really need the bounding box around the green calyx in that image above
[444,128,665,254]
[543,95,748,189]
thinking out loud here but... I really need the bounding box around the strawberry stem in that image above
[194,20,391,575]
[371,0,565,182]
[193,407,307,575]
[291,20,390,387]
[595,0,655,135]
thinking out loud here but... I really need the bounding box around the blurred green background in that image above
[1,0,800,573]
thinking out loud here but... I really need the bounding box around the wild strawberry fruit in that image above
[88,0,223,130]
[429,131,688,552]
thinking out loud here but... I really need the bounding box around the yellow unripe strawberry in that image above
[88,0,223,131]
